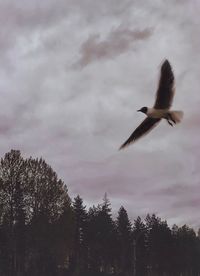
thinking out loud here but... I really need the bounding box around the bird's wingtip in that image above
[163,59,170,66]
[119,142,132,151]
[119,143,128,150]
[118,145,124,151]
[161,59,172,73]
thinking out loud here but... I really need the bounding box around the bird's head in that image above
[137,106,148,114]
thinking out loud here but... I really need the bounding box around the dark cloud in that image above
[74,27,153,68]
[146,184,192,197]
[173,198,200,209]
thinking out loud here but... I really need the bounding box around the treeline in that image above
[0,150,200,276]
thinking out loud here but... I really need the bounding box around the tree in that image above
[0,150,72,276]
[24,157,69,222]
[72,195,88,275]
[55,198,74,274]
[86,205,102,274]
[116,206,132,275]
[86,195,118,275]
[0,150,200,276]
[145,214,172,276]
[133,216,147,276]
[173,225,198,276]
[13,180,26,276]
[0,150,25,276]
[25,157,71,275]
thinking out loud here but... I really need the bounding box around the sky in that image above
[0,0,200,229]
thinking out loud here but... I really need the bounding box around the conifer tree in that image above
[72,195,88,275]
[133,216,147,276]
[116,206,132,275]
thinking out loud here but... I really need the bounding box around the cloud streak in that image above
[74,27,153,68]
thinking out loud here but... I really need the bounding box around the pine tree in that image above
[116,206,132,275]
[86,195,118,274]
[175,225,198,275]
[87,205,101,274]
[72,195,88,275]
[55,197,74,274]
[133,216,147,276]
[97,194,117,274]
[145,214,172,276]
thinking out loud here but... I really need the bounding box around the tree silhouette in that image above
[86,194,118,275]
[0,150,72,276]
[145,214,172,276]
[0,150,199,276]
[72,195,88,275]
[133,216,147,276]
[116,206,132,275]
[0,150,25,275]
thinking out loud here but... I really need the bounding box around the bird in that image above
[119,59,183,150]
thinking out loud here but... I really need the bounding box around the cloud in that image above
[74,27,153,68]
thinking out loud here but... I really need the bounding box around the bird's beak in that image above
[137,109,141,112]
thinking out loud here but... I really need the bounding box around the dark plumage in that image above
[119,117,160,150]
[119,59,183,150]
[154,59,175,109]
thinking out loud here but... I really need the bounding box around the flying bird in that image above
[119,59,183,150]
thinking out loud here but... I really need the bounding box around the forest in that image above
[0,149,199,276]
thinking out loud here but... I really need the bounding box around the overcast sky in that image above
[0,0,200,229]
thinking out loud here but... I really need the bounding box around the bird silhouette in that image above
[119,59,183,150]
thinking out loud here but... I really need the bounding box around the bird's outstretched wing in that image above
[119,117,161,150]
[154,59,175,109]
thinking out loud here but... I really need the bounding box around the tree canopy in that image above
[0,150,199,276]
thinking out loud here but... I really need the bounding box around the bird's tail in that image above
[169,110,184,123]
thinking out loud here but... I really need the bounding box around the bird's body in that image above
[146,108,183,122]
[119,59,183,150]
[146,108,168,118]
